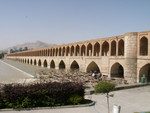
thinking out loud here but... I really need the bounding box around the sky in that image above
[1,0,150,50]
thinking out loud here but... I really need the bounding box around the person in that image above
[97,72,100,78]
[92,72,95,78]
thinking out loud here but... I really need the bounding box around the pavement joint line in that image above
[0,60,34,78]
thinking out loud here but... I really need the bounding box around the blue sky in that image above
[0,0,150,49]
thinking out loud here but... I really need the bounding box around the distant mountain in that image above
[4,41,57,53]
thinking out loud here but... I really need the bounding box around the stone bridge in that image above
[6,31,150,83]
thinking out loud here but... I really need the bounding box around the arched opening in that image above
[34,59,37,65]
[81,45,86,56]
[66,46,70,56]
[53,48,55,56]
[59,60,65,69]
[45,49,48,56]
[38,60,42,66]
[23,59,24,63]
[43,50,46,56]
[56,48,58,56]
[27,59,29,64]
[50,60,55,69]
[48,49,50,56]
[94,42,100,56]
[139,64,150,82]
[42,50,44,56]
[25,59,26,63]
[118,39,124,56]
[86,61,100,72]
[50,49,52,56]
[102,41,109,56]
[111,63,124,78]
[30,59,33,65]
[70,60,79,71]
[62,47,65,56]
[59,48,61,56]
[140,37,148,56]
[111,40,116,56]
[43,60,48,67]
[87,43,92,56]
[75,45,80,56]
[71,46,74,56]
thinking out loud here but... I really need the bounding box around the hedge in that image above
[0,82,84,109]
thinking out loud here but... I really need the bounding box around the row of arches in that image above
[20,58,125,78]
[23,59,79,70]
[14,58,150,82]
[8,36,150,57]
[8,39,125,57]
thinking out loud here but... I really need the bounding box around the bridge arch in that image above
[66,46,70,56]
[53,48,55,56]
[34,59,37,65]
[43,59,48,67]
[140,37,148,56]
[70,60,79,71]
[139,63,150,82]
[30,59,33,65]
[27,59,29,64]
[62,47,65,56]
[56,48,58,56]
[38,59,42,66]
[86,61,100,72]
[50,60,55,69]
[59,47,61,56]
[87,43,92,56]
[111,40,116,56]
[75,45,80,56]
[59,60,65,69]
[111,62,124,78]
[118,39,124,56]
[71,46,74,56]
[102,41,109,56]
[81,45,86,56]
[94,42,100,56]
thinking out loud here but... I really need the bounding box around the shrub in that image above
[67,94,83,105]
[1,82,84,109]
[0,93,5,109]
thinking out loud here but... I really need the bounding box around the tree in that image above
[24,47,28,51]
[0,53,6,59]
[19,47,23,52]
[95,80,115,113]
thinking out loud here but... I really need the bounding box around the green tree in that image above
[19,47,23,52]
[95,80,115,113]
[0,53,6,59]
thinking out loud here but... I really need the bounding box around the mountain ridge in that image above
[2,40,57,53]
